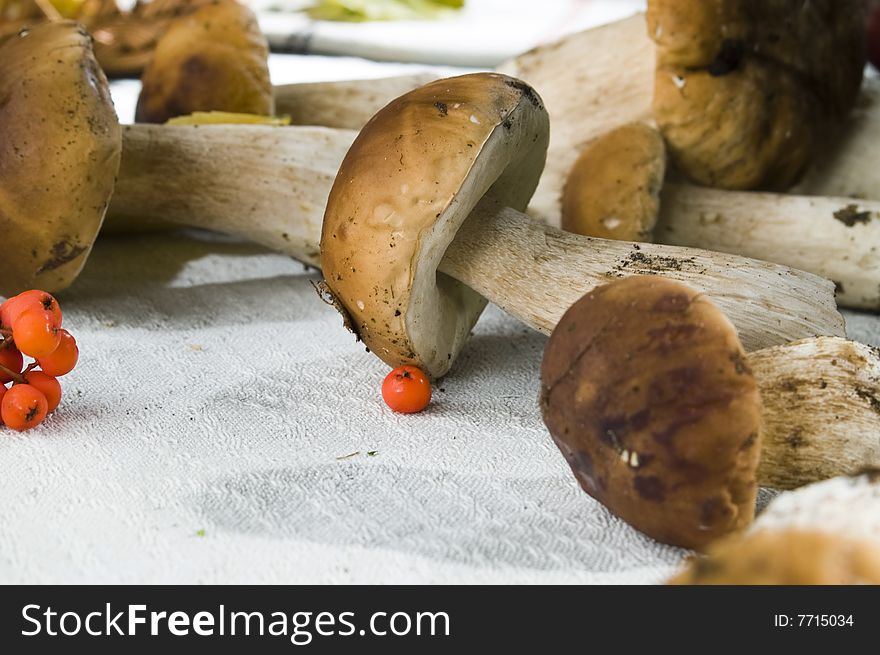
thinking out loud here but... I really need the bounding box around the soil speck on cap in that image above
[434,101,448,116]
[833,204,871,227]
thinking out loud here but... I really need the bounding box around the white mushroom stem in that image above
[274,73,439,129]
[653,184,880,309]
[753,472,880,543]
[748,338,880,489]
[108,124,356,266]
[440,200,843,351]
[109,127,843,349]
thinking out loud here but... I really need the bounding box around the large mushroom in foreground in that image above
[539,276,880,548]
[0,21,121,296]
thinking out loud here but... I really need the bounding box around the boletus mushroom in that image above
[318,73,844,378]
[135,0,273,124]
[0,21,122,296]
[561,122,666,242]
[562,122,880,309]
[539,276,880,549]
[670,472,880,583]
[4,40,841,359]
[648,0,866,190]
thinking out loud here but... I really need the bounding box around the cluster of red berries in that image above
[0,290,79,432]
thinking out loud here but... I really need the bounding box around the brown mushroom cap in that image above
[561,122,666,242]
[648,0,865,190]
[0,21,122,296]
[135,0,273,124]
[669,529,880,584]
[320,73,549,378]
[539,276,762,550]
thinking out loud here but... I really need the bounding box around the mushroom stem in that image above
[653,184,880,309]
[438,200,844,352]
[748,337,880,489]
[274,73,439,129]
[107,123,356,266]
[109,130,843,350]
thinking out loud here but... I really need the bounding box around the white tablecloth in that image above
[0,228,876,584]
[2,14,879,584]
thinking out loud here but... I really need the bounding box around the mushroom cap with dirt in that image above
[561,122,666,242]
[135,0,273,124]
[648,0,866,190]
[540,275,763,551]
[320,73,549,378]
[669,472,880,583]
[0,21,122,297]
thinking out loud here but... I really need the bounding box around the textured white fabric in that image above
[0,231,876,584]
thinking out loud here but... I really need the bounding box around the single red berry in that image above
[36,329,78,377]
[12,308,61,358]
[0,347,24,384]
[11,290,62,326]
[381,366,432,414]
[1,384,48,432]
[24,371,62,413]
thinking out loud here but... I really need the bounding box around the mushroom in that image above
[0,21,122,296]
[9,47,836,352]
[562,122,880,309]
[561,122,666,242]
[647,0,866,190]
[135,0,273,124]
[670,472,880,583]
[539,276,880,550]
[317,72,843,379]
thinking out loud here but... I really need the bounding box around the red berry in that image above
[24,371,62,413]
[37,329,78,377]
[0,347,23,384]
[381,366,432,414]
[0,384,6,422]
[12,308,61,358]
[13,290,62,326]
[1,384,48,432]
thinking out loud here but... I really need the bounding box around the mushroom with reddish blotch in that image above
[669,472,880,583]
[539,276,880,550]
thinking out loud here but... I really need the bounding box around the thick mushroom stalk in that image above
[562,123,880,309]
[0,21,121,297]
[670,473,880,583]
[109,123,356,267]
[110,127,845,353]
[653,185,880,309]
